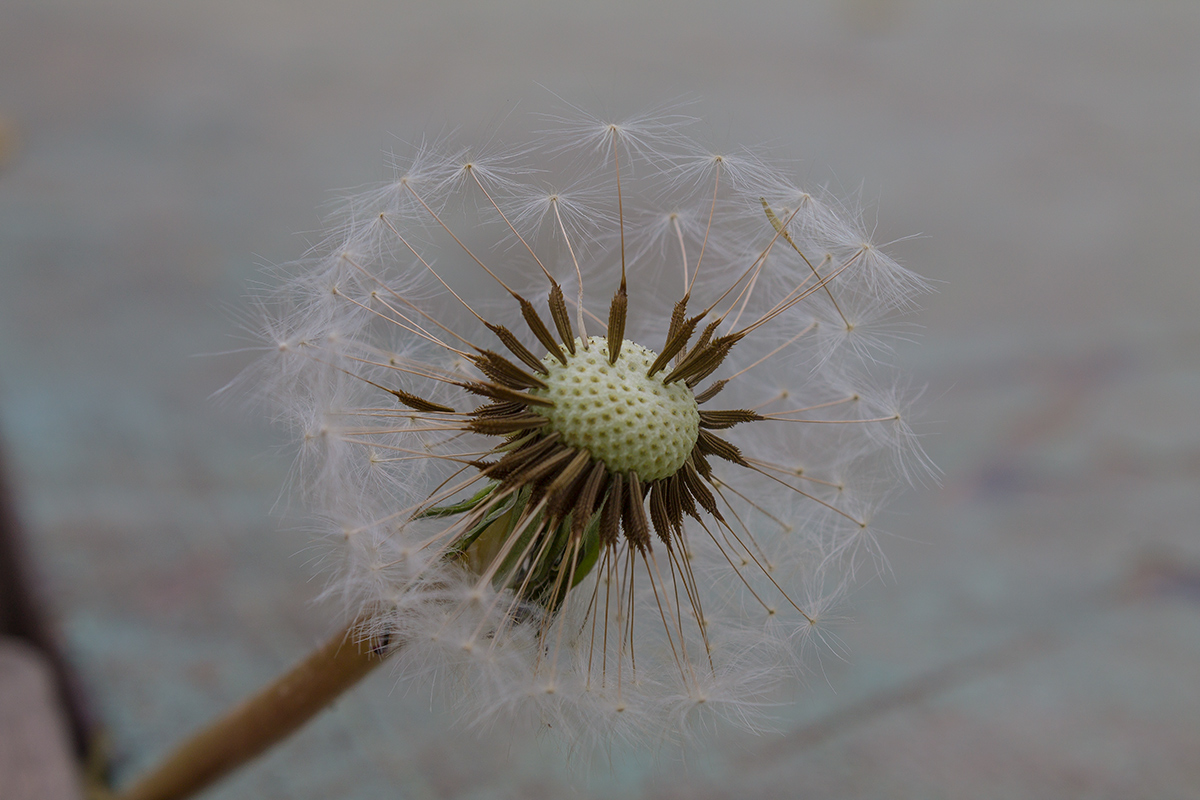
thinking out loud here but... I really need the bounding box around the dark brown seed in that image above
[547,284,575,355]
[664,474,685,534]
[606,287,628,364]
[675,473,697,519]
[666,296,689,342]
[474,400,525,418]
[697,429,748,465]
[353,372,455,414]
[480,432,562,480]
[467,414,549,435]
[600,473,624,547]
[518,295,566,365]
[682,458,723,522]
[649,480,673,548]
[664,333,741,385]
[572,461,610,539]
[661,319,720,383]
[471,351,547,390]
[684,333,744,387]
[545,450,592,521]
[699,409,764,429]
[385,387,456,414]
[501,443,576,490]
[692,380,728,404]
[622,471,651,552]
[688,319,721,359]
[648,313,703,377]
[460,380,555,408]
[486,322,549,375]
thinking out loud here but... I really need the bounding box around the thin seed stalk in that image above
[114,621,390,800]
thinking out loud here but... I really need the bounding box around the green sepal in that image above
[487,488,541,590]
[418,482,497,519]
[427,478,606,620]
[523,508,604,616]
[447,484,530,559]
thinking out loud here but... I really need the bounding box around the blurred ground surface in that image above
[0,639,82,800]
[1,1,1199,798]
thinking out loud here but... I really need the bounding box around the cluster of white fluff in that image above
[247,102,932,754]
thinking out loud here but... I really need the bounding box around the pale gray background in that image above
[2,1,1198,797]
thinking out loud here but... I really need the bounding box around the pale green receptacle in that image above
[531,336,700,481]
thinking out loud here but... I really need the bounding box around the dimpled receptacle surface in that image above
[531,336,700,481]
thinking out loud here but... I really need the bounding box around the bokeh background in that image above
[2,1,1199,797]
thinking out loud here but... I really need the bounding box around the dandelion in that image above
[115,104,931,800]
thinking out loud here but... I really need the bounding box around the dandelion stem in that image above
[113,621,390,800]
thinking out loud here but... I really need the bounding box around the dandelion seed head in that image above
[247,101,930,755]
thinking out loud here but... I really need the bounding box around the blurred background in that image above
[1,1,1198,797]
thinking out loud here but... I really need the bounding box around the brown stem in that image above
[114,621,390,800]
